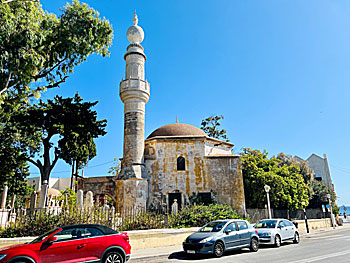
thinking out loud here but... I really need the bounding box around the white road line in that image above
[288,250,350,263]
[306,234,342,240]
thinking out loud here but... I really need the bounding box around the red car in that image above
[0,224,131,263]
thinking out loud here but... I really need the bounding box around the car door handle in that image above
[77,244,86,249]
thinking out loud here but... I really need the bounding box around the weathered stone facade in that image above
[144,126,246,215]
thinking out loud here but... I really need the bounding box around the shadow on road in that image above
[168,249,254,261]
[168,245,291,261]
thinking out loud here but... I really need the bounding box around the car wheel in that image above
[249,237,259,252]
[275,235,281,247]
[293,232,300,244]
[213,241,225,257]
[104,251,124,263]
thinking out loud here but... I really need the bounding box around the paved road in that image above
[131,228,350,263]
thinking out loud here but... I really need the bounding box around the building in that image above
[27,177,71,192]
[144,123,245,214]
[79,13,246,215]
[295,153,333,188]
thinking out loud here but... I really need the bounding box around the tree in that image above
[12,93,107,185]
[108,158,121,176]
[0,0,113,103]
[240,148,309,210]
[200,115,229,141]
[276,153,314,185]
[0,101,32,201]
[309,180,336,209]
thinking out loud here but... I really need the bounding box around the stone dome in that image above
[127,13,144,44]
[147,123,208,139]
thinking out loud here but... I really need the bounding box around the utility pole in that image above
[264,185,272,219]
[327,193,335,229]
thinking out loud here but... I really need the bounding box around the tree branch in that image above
[0,73,12,95]
[33,58,66,81]
[50,153,59,173]
[36,76,69,92]
[26,157,42,169]
[1,0,38,5]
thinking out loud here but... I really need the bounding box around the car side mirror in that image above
[46,236,57,244]
[225,229,232,235]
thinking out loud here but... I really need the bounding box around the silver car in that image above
[183,219,259,257]
[254,219,300,247]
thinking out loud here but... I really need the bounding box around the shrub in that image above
[169,204,247,228]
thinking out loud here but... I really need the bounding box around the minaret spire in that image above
[133,10,138,25]
[119,14,150,180]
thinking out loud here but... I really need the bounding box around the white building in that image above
[295,153,333,188]
[27,177,71,192]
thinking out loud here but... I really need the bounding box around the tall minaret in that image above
[119,13,150,179]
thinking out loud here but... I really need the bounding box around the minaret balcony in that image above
[120,78,150,103]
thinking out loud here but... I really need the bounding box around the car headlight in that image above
[0,254,7,260]
[199,237,214,243]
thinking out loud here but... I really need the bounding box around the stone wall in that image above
[78,176,117,202]
[144,137,246,215]
[205,156,245,215]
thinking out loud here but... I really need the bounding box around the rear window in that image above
[101,226,118,235]
[237,221,248,230]
[255,220,277,229]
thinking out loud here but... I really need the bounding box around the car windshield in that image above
[29,228,59,244]
[199,221,227,232]
[255,220,277,229]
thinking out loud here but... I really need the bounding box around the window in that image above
[177,156,185,171]
[225,223,237,232]
[278,221,285,228]
[53,228,86,242]
[86,227,104,237]
[237,221,248,230]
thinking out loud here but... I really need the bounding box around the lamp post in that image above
[301,201,309,233]
[264,185,272,219]
[327,193,335,229]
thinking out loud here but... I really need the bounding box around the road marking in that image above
[288,250,350,263]
[305,234,342,239]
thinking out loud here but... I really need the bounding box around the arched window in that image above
[177,156,185,171]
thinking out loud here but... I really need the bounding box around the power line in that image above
[330,164,350,173]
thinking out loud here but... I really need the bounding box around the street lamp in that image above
[326,193,335,229]
[264,185,272,219]
[301,201,309,233]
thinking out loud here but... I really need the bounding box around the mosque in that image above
[80,14,246,215]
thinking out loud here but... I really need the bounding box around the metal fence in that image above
[247,208,328,223]
[0,205,171,237]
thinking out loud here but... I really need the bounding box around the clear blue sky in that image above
[34,0,350,206]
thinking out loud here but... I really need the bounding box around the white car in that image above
[254,219,299,247]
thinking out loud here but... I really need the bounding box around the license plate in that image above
[187,250,196,254]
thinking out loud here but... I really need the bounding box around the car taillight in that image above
[255,230,258,234]
[121,232,129,243]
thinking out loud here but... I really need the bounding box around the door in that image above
[223,223,240,248]
[85,227,105,261]
[277,220,289,240]
[284,220,295,239]
[168,192,182,213]
[236,221,250,246]
[39,227,89,263]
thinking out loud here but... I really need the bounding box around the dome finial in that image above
[127,11,144,44]
[176,115,179,123]
[133,10,138,25]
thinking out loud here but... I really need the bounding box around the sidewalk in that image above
[129,223,350,262]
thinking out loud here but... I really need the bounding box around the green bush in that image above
[0,204,246,237]
[169,204,247,228]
